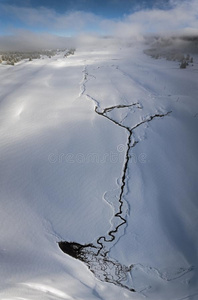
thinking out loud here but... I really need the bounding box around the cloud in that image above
[0,0,197,50]
[1,0,198,37]
[0,30,116,51]
[1,4,102,34]
[103,0,198,38]
[0,31,76,51]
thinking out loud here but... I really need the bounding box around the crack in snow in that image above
[94,107,171,256]
[58,64,192,293]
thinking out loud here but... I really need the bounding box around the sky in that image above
[0,0,168,36]
[0,0,198,50]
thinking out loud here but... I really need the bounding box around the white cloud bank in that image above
[0,0,198,50]
[0,31,76,51]
[109,0,198,37]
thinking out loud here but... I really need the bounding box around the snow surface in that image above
[0,46,198,299]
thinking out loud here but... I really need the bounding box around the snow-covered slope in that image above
[0,47,198,300]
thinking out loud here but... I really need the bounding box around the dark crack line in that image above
[95,107,172,255]
[131,111,172,131]
[102,103,141,114]
[58,64,172,293]
[95,106,130,130]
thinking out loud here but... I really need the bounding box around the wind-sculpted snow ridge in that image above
[58,64,190,293]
